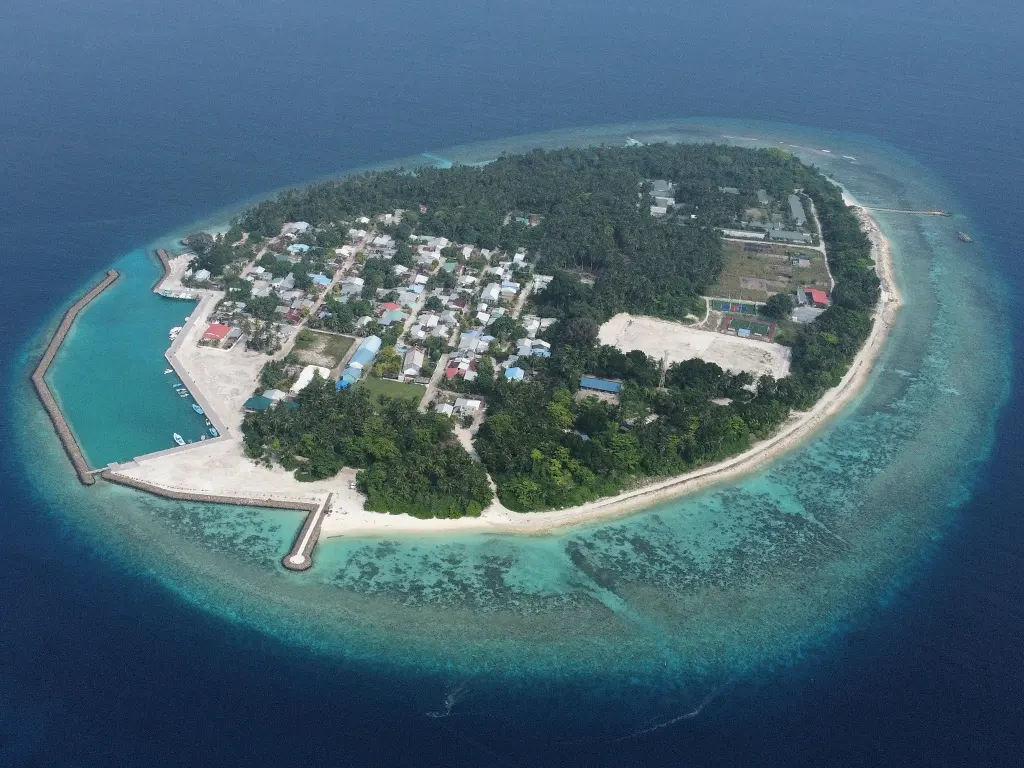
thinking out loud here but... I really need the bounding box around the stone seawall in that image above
[32,270,121,485]
[153,248,172,291]
[99,470,320,512]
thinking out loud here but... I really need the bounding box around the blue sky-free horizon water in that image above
[2,1,1023,765]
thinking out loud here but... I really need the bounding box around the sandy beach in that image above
[107,198,899,539]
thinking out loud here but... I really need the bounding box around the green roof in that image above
[243,395,273,411]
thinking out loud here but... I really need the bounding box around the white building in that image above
[289,365,332,394]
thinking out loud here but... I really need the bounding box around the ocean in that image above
[2,1,1023,766]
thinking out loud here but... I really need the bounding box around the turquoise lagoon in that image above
[14,119,1009,695]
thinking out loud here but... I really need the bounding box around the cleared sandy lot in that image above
[599,313,791,379]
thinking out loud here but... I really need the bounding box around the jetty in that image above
[283,494,333,571]
[32,270,120,485]
[862,207,952,216]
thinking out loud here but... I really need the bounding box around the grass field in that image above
[706,241,830,302]
[293,330,354,368]
[357,376,426,403]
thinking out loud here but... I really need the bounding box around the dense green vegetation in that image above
[242,378,492,518]
[240,143,878,516]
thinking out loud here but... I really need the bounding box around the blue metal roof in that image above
[580,376,622,393]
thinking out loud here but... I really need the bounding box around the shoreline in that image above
[98,198,898,542]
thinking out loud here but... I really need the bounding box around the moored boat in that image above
[163,368,173,374]
[172,433,186,446]
[191,403,204,415]
[208,427,219,437]
[957,231,972,242]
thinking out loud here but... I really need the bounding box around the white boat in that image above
[163,368,173,374]
[169,326,183,340]
[173,433,186,446]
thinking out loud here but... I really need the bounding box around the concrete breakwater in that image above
[152,248,172,291]
[100,471,330,571]
[32,270,121,485]
[100,470,320,512]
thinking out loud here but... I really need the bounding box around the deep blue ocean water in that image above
[2,1,1023,765]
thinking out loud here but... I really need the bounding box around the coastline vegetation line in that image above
[32,270,121,485]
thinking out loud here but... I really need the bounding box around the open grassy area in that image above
[706,241,830,302]
[357,376,426,403]
[292,330,354,368]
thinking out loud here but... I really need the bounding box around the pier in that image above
[283,494,333,571]
[862,207,952,216]
[32,270,120,485]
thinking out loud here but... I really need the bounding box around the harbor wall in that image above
[153,248,172,291]
[32,270,121,485]
[99,471,319,512]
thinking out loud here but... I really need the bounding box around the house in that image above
[718,186,740,195]
[475,311,490,326]
[243,395,273,411]
[262,389,287,402]
[505,367,525,381]
[767,230,813,244]
[804,288,830,307]
[340,277,364,296]
[280,221,311,236]
[309,273,331,287]
[757,189,770,204]
[290,365,331,394]
[788,194,808,227]
[650,179,675,196]
[402,348,425,377]
[193,268,212,283]
[453,397,482,415]
[379,309,407,326]
[271,272,296,291]
[435,403,455,416]
[481,283,500,302]
[286,243,311,255]
[650,205,668,217]
[653,195,676,208]
[580,376,622,394]
[202,323,231,341]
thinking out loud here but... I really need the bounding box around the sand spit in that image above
[105,202,898,540]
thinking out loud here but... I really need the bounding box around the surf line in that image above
[32,270,121,485]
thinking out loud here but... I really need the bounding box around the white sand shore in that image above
[109,200,899,540]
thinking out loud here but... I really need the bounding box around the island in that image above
[89,142,898,568]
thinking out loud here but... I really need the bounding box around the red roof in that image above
[379,302,400,313]
[445,367,459,379]
[202,323,231,340]
[806,288,830,306]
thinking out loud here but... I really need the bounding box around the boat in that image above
[191,403,204,415]
[163,368,173,375]
[200,435,207,441]
[169,326,183,340]
[178,391,190,398]
[957,231,973,242]
[208,427,219,437]
[173,433,186,446]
